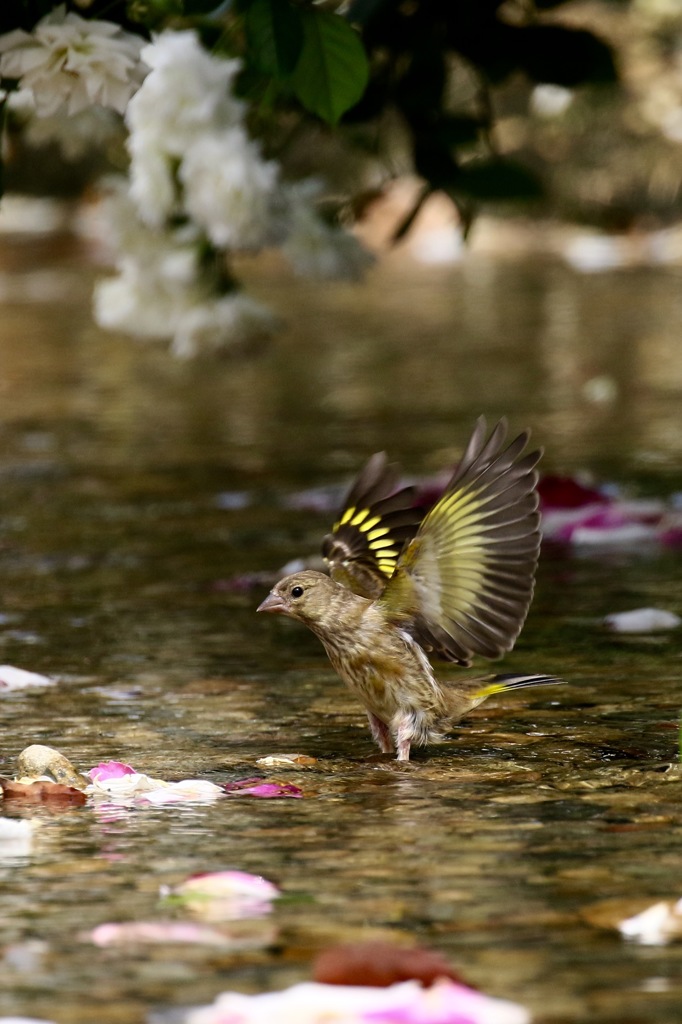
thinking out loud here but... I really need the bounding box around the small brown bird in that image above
[258,417,557,760]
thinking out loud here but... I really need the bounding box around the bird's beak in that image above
[257,591,287,614]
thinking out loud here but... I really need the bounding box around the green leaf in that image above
[245,0,303,79]
[292,8,369,124]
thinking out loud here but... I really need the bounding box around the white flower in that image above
[8,84,123,161]
[86,769,223,805]
[0,5,147,117]
[93,181,202,272]
[0,817,34,860]
[128,137,178,227]
[282,181,374,280]
[179,128,279,250]
[94,273,166,339]
[92,182,279,355]
[126,31,249,228]
[126,31,244,156]
[0,666,54,691]
[24,104,121,161]
[172,293,278,358]
[94,252,205,340]
[5,87,36,118]
[619,899,682,945]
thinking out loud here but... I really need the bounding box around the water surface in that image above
[0,228,680,1023]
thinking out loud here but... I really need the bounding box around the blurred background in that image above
[1,0,682,483]
[0,3,682,1024]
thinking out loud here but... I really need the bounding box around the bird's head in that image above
[257,570,352,629]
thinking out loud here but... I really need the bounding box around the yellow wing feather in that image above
[378,417,542,665]
[322,452,422,599]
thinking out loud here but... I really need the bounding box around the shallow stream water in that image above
[0,227,681,1023]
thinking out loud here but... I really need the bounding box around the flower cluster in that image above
[0,6,146,117]
[0,10,373,356]
[92,174,278,358]
[92,30,371,356]
[126,31,263,240]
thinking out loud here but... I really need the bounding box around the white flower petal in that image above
[0,6,146,117]
[282,181,374,281]
[127,31,243,156]
[86,770,222,805]
[172,294,277,359]
[94,269,200,340]
[179,128,278,250]
[619,901,682,945]
[0,666,54,690]
[0,817,34,859]
[128,141,178,227]
[604,607,682,633]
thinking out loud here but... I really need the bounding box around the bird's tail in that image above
[471,673,561,701]
[440,672,562,725]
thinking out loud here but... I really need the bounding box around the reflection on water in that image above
[0,232,681,479]
[0,230,680,1021]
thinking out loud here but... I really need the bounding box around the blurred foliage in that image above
[200,0,615,225]
[137,0,617,226]
[5,0,682,230]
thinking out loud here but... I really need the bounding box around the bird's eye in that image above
[291,585,304,599]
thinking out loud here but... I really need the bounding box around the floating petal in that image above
[604,608,681,633]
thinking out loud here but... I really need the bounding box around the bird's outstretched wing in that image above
[377,418,542,665]
[322,452,421,599]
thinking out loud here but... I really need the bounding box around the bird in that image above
[257,417,557,761]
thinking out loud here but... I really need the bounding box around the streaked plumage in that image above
[258,417,558,760]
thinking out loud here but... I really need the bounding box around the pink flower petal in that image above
[185,980,530,1024]
[659,524,682,547]
[538,474,607,510]
[170,871,280,921]
[181,870,279,900]
[88,921,234,947]
[88,760,136,782]
[544,504,660,545]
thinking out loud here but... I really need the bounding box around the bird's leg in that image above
[396,738,412,761]
[393,713,415,762]
[366,712,394,753]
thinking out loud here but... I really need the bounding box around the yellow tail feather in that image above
[473,674,560,701]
